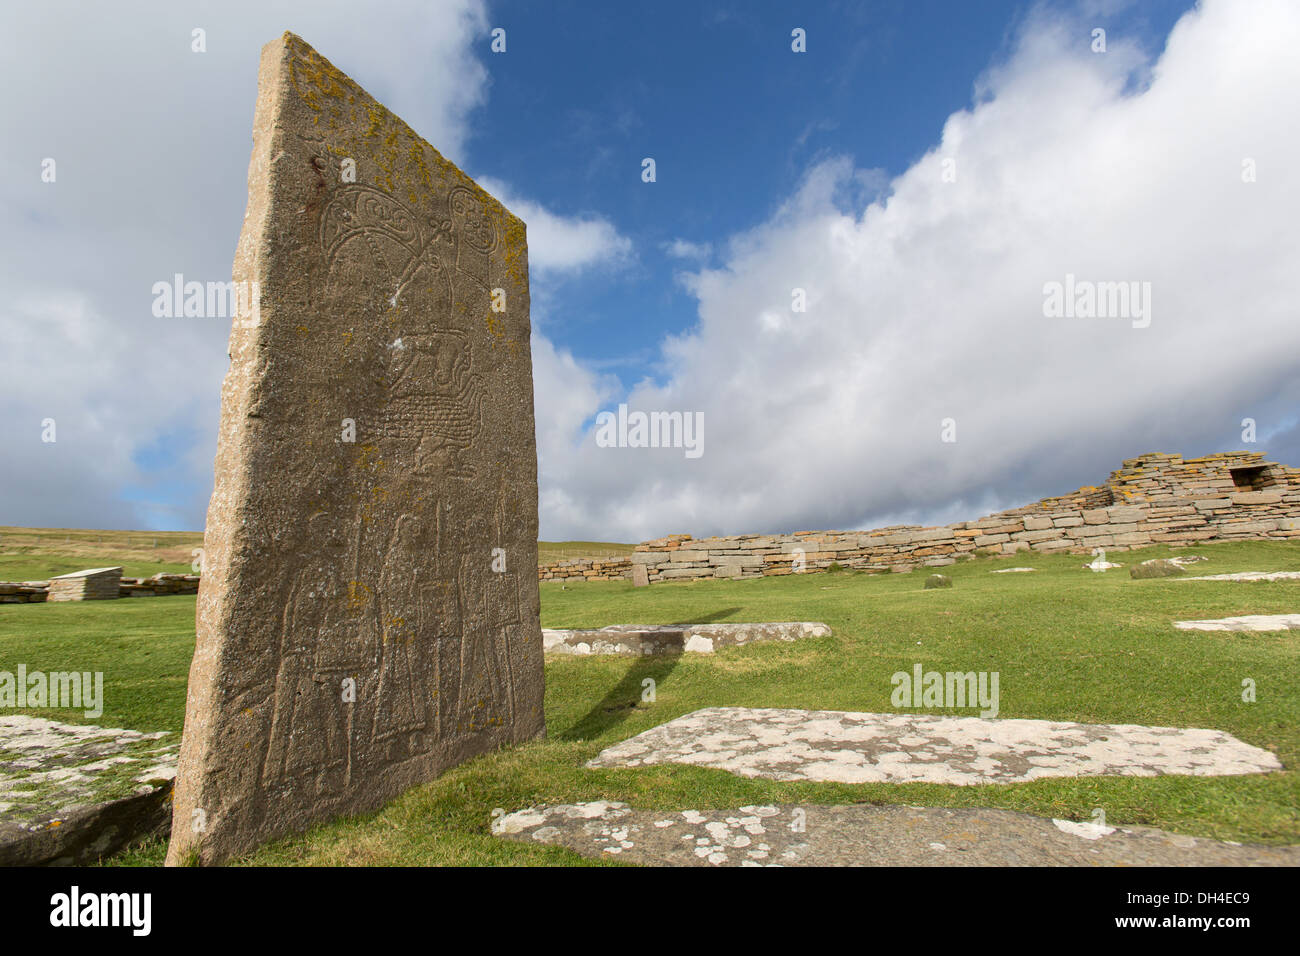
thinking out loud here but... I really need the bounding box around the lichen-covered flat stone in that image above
[586,707,1282,785]
[1174,614,1300,631]
[0,715,176,866]
[542,622,831,656]
[492,801,1300,867]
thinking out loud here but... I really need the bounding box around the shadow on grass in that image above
[669,606,743,626]
[559,653,683,741]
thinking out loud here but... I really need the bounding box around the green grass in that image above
[0,526,202,580]
[0,597,195,730]
[536,540,635,564]
[0,528,631,580]
[1,538,1297,865]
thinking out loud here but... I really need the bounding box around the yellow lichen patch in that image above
[499,213,530,290]
[284,36,359,112]
[355,443,385,474]
[347,581,373,611]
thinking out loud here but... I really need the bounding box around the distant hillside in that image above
[0,527,633,581]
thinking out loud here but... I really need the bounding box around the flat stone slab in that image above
[585,707,1282,784]
[991,567,1037,573]
[1174,614,1300,632]
[543,622,831,656]
[491,801,1300,866]
[0,715,177,865]
[1180,571,1300,582]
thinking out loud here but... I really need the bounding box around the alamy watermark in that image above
[50,886,150,936]
[891,665,999,718]
[1,665,103,718]
[152,273,260,325]
[595,403,704,459]
[1042,273,1151,329]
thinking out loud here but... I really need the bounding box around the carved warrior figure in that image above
[167,33,544,866]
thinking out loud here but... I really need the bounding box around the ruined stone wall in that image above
[0,573,201,603]
[626,452,1300,584]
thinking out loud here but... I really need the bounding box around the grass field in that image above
[0,527,632,581]
[0,527,202,581]
[535,540,635,564]
[1,538,1297,865]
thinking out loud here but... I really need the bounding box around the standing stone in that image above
[166,33,544,866]
[631,564,649,587]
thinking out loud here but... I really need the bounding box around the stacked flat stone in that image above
[628,452,1300,585]
[537,558,632,582]
[45,567,123,602]
[0,581,50,604]
[119,573,201,597]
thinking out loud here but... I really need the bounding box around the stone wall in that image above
[0,572,201,603]
[6,451,1295,593]
[628,452,1300,584]
[537,557,633,582]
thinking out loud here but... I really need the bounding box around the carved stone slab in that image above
[167,33,544,865]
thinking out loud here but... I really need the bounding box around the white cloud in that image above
[478,178,633,275]
[0,293,226,529]
[662,238,712,261]
[535,0,1300,541]
[0,0,492,529]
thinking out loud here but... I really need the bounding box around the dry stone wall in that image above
[537,557,633,582]
[625,452,1300,585]
[5,452,1295,594]
[0,573,200,603]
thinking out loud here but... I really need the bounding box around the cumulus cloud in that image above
[535,0,1300,540]
[478,178,633,275]
[0,0,491,530]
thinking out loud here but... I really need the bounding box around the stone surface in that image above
[923,574,952,589]
[626,452,1300,586]
[991,567,1037,573]
[586,707,1282,785]
[1174,614,1300,632]
[46,567,122,602]
[167,33,545,866]
[1085,560,1124,571]
[630,564,649,587]
[492,801,1300,866]
[0,716,177,866]
[542,622,831,656]
[1180,571,1300,582]
[1130,558,1187,579]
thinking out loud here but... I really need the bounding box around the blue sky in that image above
[2,0,1298,540]
[473,0,1195,390]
